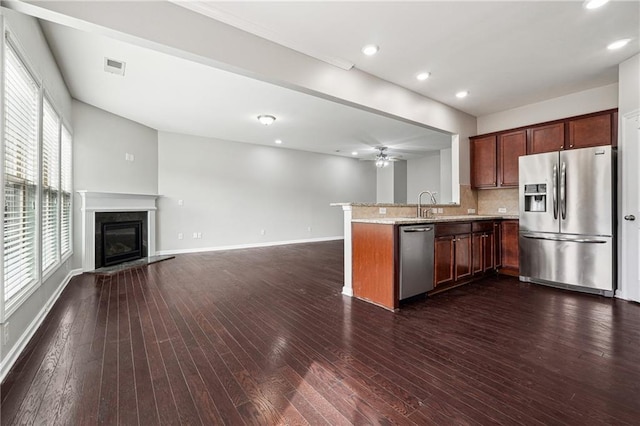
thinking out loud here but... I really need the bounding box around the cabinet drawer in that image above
[472,221,494,233]
[435,222,471,237]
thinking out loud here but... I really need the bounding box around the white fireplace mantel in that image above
[78,191,160,271]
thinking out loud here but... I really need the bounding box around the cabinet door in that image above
[494,222,502,269]
[471,135,497,188]
[528,122,565,154]
[568,112,612,149]
[455,234,473,281]
[483,232,495,272]
[434,236,454,287]
[498,130,526,187]
[501,220,520,271]
[472,232,483,275]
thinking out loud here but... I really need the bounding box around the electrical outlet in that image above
[260,229,266,235]
[467,208,476,214]
[178,233,183,240]
[498,207,507,213]
[192,232,198,239]
[438,208,444,214]
[197,232,202,239]
[379,207,387,214]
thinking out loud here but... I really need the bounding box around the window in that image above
[42,97,60,272]
[3,40,39,304]
[60,126,72,256]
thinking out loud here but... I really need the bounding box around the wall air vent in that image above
[104,57,126,76]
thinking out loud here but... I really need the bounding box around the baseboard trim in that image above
[0,268,83,384]
[156,236,344,256]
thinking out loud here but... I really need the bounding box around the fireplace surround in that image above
[78,191,159,271]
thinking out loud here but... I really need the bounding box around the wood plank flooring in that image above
[2,240,640,425]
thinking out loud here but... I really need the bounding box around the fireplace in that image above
[102,220,143,266]
[94,211,148,269]
[78,191,159,272]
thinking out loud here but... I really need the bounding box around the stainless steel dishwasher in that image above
[399,224,435,300]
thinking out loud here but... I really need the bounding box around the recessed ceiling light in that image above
[416,72,431,81]
[351,151,358,156]
[456,91,469,99]
[607,39,631,50]
[361,44,379,56]
[584,0,609,9]
[257,114,276,126]
[275,139,283,144]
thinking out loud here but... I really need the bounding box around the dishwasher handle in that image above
[402,227,433,233]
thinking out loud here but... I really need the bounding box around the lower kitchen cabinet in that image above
[472,221,496,275]
[434,223,474,288]
[500,220,520,275]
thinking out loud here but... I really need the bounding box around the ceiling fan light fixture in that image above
[257,114,276,125]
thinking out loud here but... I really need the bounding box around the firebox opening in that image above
[102,220,143,267]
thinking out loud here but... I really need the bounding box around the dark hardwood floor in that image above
[2,240,640,425]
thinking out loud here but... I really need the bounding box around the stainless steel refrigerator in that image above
[519,145,615,296]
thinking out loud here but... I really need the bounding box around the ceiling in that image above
[39,20,452,160]
[179,1,640,117]
[37,1,639,158]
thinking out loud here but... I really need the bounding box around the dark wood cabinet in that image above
[434,223,473,288]
[500,220,519,276]
[498,130,526,187]
[471,135,497,188]
[471,110,617,190]
[434,236,454,287]
[528,122,565,154]
[455,233,472,282]
[493,222,502,269]
[472,221,496,276]
[568,112,612,149]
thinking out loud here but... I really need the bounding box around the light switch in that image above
[379,207,387,214]
[498,207,507,213]
[178,233,183,240]
[178,199,184,206]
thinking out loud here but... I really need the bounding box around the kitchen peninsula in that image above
[333,201,519,311]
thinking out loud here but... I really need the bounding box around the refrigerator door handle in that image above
[552,164,558,219]
[560,162,567,220]
[521,234,607,244]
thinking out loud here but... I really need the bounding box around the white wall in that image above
[71,100,159,266]
[440,148,453,204]
[72,100,158,194]
[157,132,375,253]
[393,160,407,204]
[0,9,75,377]
[477,84,619,134]
[407,153,441,204]
[619,54,640,115]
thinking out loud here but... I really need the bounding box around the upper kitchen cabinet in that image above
[568,110,615,149]
[498,130,526,187]
[470,131,524,189]
[527,122,565,154]
[470,135,497,188]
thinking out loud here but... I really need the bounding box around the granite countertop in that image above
[352,215,519,225]
[330,202,459,208]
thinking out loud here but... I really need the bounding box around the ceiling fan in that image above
[367,146,405,168]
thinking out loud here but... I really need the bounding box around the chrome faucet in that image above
[417,190,438,218]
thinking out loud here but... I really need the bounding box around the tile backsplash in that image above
[477,188,519,215]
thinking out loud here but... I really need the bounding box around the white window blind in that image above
[60,126,72,256]
[42,97,60,271]
[3,41,39,302]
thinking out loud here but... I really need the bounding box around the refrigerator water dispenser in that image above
[524,184,546,212]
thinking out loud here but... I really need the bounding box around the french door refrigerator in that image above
[519,145,615,296]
